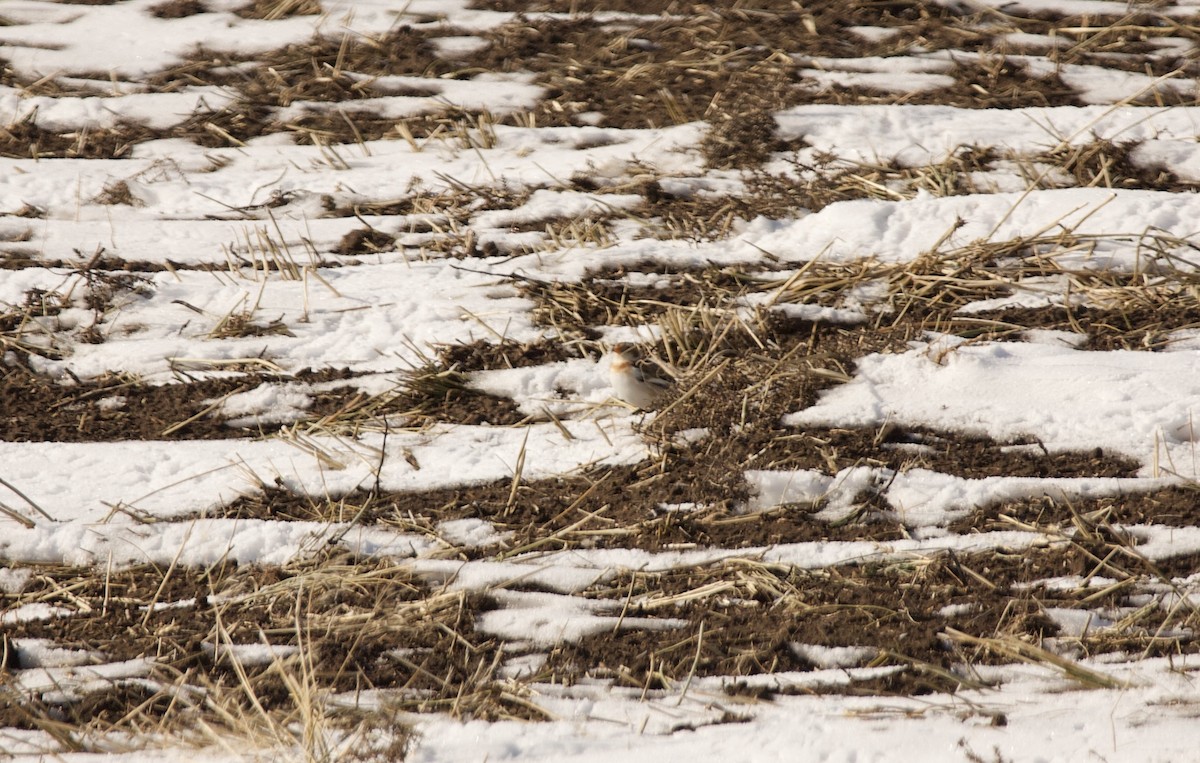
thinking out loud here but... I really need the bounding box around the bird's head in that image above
[610,342,635,370]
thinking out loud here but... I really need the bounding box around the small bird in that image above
[608,343,673,410]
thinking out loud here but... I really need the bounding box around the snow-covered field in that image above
[5,0,1200,760]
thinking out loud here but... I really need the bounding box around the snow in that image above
[410,658,1200,763]
[0,421,646,527]
[469,358,615,415]
[786,338,1200,472]
[476,589,688,647]
[788,642,877,668]
[773,104,1200,168]
[0,87,238,131]
[736,186,1200,265]
[0,515,440,567]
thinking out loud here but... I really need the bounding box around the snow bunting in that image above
[608,343,673,410]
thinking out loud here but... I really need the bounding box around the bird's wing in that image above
[637,358,675,388]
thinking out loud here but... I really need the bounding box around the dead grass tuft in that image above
[394,357,527,427]
[92,180,141,206]
[520,263,769,340]
[149,0,206,18]
[334,228,396,256]
[0,553,502,753]
[436,338,578,372]
[699,63,793,169]
[1036,139,1186,191]
[234,0,321,20]
[0,113,154,160]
